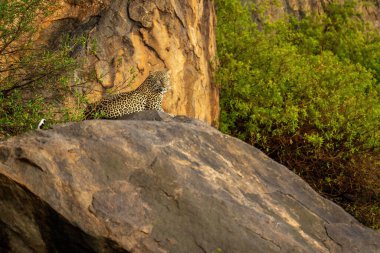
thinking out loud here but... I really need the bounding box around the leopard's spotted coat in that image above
[86,70,171,119]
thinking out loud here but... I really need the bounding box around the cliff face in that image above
[38,0,219,125]
[0,111,379,253]
[252,0,380,27]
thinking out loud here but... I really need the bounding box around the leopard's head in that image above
[147,70,171,94]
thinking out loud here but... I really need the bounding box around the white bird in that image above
[37,119,46,130]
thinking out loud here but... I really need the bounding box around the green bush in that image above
[216,0,380,229]
[284,2,380,82]
[0,91,46,135]
[0,0,85,138]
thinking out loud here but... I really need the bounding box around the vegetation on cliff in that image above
[215,0,380,229]
[0,0,87,138]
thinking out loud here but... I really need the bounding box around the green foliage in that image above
[0,0,86,137]
[216,0,380,229]
[0,90,48,135]
[0,0,53,46]
[61,89,89,123]
[283,2,380,82]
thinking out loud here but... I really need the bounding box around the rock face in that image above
[0,111,379,253]
[251,0,380,27]
[39,0,219,125]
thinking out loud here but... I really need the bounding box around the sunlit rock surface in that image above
[0,111,379,253]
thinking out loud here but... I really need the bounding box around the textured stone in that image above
[0,111,379,253]
[251,0,380,28]
[38,0,219,126]
[128,0,156,28]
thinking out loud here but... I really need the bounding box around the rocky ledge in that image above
[0,111,379,253]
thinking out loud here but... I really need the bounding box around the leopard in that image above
[85,70,171,119]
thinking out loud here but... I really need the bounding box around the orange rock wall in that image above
[39,0,219,125]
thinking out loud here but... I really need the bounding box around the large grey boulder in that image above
[0,111,379,253]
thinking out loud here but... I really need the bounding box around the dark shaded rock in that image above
[0,112,379,253]
[0,174,128,253]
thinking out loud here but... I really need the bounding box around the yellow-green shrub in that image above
[0,0,83,137]
[216,0,380,229]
